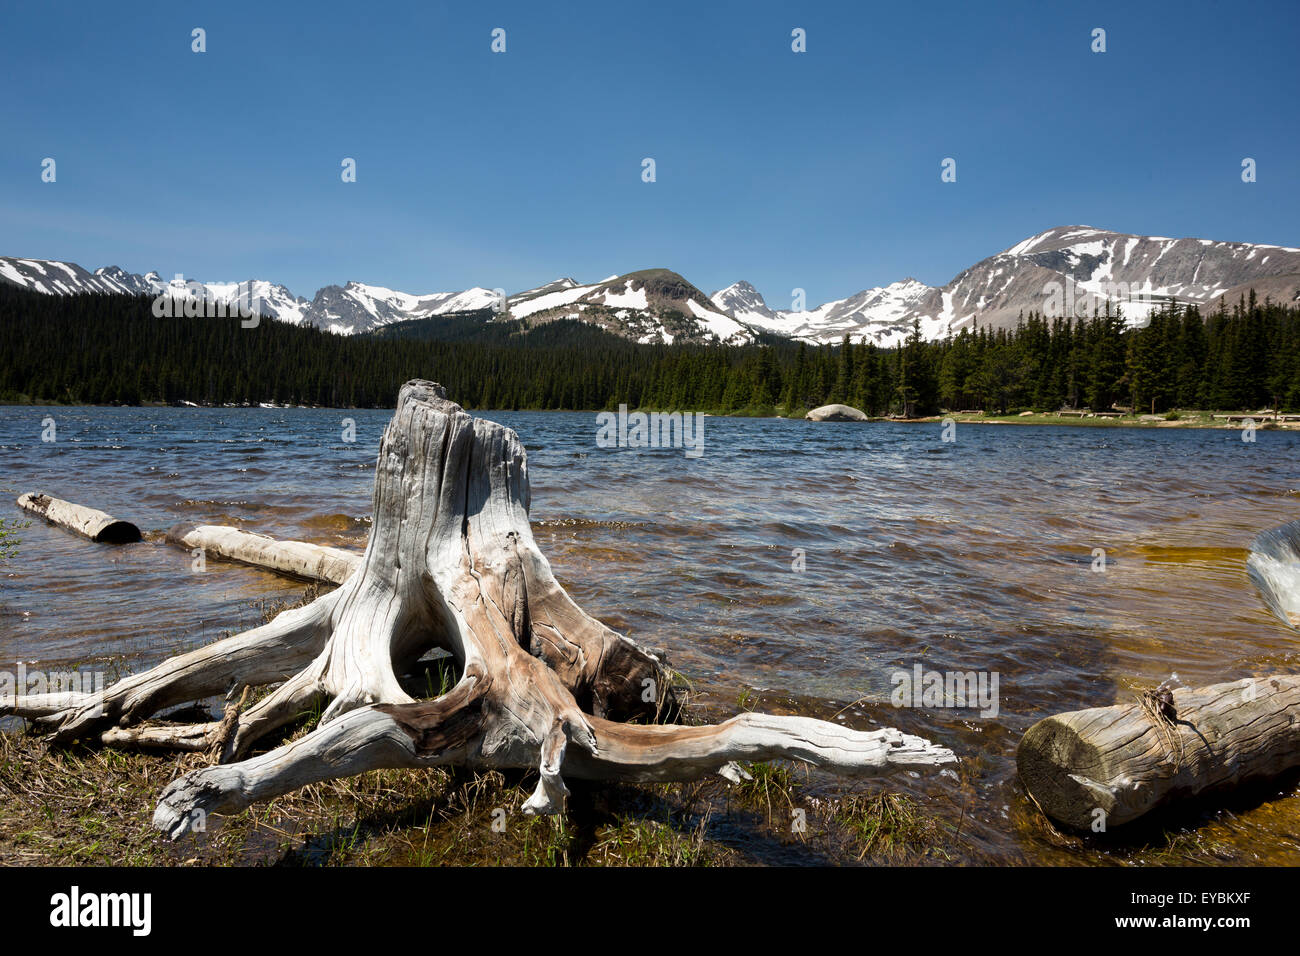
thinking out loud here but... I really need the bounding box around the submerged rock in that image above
[805,403,868,422]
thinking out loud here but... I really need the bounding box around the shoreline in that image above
[897,412,1300,431]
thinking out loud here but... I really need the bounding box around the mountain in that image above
[941,225,1300,329]
[5,226,1299,346]
[284,270,758,342]
[508,269,756,344]
[302,282,501,335]
[0,258,312,325]
[711,226,1300,345]
[0,258,156,297]
[713,278,939,346]
[0,258,756,343]
[709,281,784,325]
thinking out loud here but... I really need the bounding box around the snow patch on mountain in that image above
[708,226,1300,345]
[5,225,1299,345]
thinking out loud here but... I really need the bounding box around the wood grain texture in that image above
[17,492,140,544]
[1017,675,1300,829]
[165,523,360,585]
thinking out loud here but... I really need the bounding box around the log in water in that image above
[16,492,141,544]
[1017,676,1300,830]
[165,522,360,585]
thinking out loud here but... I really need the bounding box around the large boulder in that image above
[805,403,869,422]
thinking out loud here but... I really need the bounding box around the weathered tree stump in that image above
[16,493,140,544]
[5,381,955,837]
[1017,675,1300,829]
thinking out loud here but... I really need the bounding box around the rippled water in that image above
[3,406,1300,864]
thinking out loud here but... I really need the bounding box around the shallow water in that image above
[2,406,1299,864]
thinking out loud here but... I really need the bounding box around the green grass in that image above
[833,792,955,862]
[0,725,970,867]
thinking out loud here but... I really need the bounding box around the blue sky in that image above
[2,0,1297,307]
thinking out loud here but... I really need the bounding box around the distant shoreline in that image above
[900,411,1300,431]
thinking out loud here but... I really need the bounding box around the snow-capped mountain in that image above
[0,257,312,325]
[710,281,784,325]
[5,226,1299,346]
[303,282,501,335]
[0,258,755,343]
[712,279,940,347]
[947,225,1300,328]
[198,279,311,325]
[0,258,156,297]
[508,270,756,344]
[710,226,1300,345]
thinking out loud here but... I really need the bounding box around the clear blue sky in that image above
[2,0,1297,307]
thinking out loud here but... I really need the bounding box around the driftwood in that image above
[166,523,359,585]
[4,380,955,837]
[1017,675,1300,829]
[11,494,348,583]
[16,492,140,544]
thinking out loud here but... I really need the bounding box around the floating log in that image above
[16,493,140,544]
[3,381,956,837]
[166,523,359,585]
[1017,676,1300,830]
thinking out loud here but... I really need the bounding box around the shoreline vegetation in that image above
[0,717,958,867]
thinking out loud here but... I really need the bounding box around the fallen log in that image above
[166,523,359,585]
[1017,675,1300,830]
[4,380,956,837]
[16,492,141,544]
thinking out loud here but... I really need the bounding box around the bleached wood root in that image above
[0,692,90,718]
[16,493,140,544]
[3,587,344,742]
[103,722,220,752]
[10,380,956,835]
[166,523,360,585]
[153,678,956,837]
[1017,675,1300,829]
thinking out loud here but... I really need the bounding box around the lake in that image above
[2,405,1299,864]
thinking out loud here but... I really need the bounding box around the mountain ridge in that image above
[4,225,1298,346]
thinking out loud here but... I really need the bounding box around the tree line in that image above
[2,283,1298,415]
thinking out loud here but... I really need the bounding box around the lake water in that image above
[3,405,1300,864]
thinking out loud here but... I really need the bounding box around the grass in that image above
[0,729,960,867]
[0,682,955,865]
[733,760,802,827]
[833,792,956,863]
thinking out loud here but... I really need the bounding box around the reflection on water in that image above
[2,405,1299,864]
